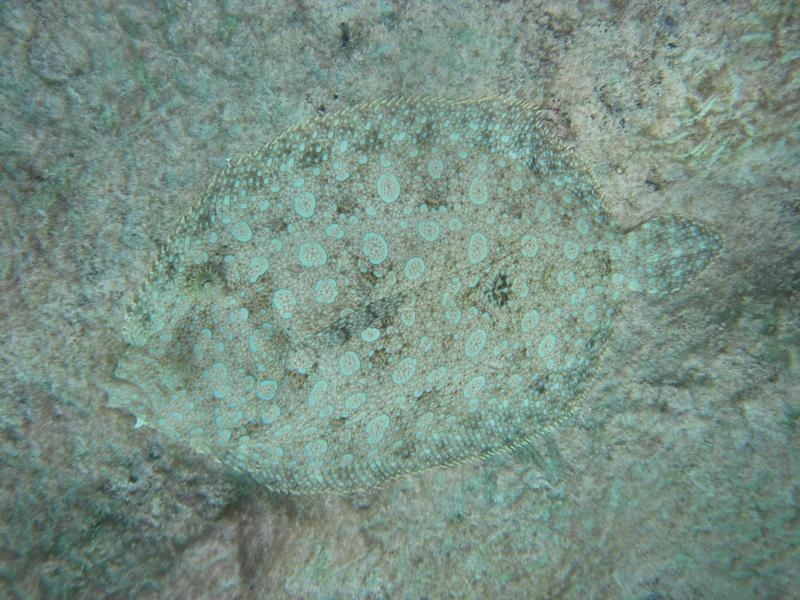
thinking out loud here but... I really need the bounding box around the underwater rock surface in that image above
[110,97,720,493]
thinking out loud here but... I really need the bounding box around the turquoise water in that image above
[0,2,797,598]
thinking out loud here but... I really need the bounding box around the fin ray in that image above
[622,216,721,295]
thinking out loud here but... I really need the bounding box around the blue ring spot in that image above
[339,351,361,376]
[564,240,580,260]
[307,380,328,406]
[463,375,486,399]
[231,221,253,243]
[256,379,279,401]
[248,256,270,283]
[305,438,328,458]
[418,219,441,242]
[465,329,487,358]
[468,232,489,264]
[468,176,489,205]
[403,256,426,281]
[366,414,391,445]
[346,392,366,410]
[298,242,328,267]
[313,278,338,304]
[427,158,445,179]
[293,191,316,218]
[376,172,401,203]
[537,333,557,358]
[363,232,389,265]
[361,327,380,342]
[392,357,417,385]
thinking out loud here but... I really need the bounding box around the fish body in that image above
[110,97,720,493]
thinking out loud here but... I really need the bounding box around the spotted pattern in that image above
[339,351,361,377]
[272,288,296,320]
[313,278,338,304]
[418,219,441,242]
[307,380,328,406]
[564,240,580,260]
[403,257,426,281]
[366,414,391,445]
[537,333,557,359]
[113,97,722,494]
[293,191,316,218]
[464,328,487,358]
[298,242,327,267]
[468,232,489,264]
[376,172,401,203]
[363,232,389,265]
[247,256,270,283]
[468,176,489,205]
[257,379,279,401]
[392,357,418,385]
[231,221,253,243]
[427,157,445,179]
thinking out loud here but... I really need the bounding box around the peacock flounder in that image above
[110,97,721,493]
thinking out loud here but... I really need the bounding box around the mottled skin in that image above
[110,97,720,493]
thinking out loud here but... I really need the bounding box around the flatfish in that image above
[109,97,721,493]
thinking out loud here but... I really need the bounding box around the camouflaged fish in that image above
[109,97,721,493]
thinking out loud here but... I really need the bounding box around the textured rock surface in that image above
[0,1,797,598]
[111,97,720,493]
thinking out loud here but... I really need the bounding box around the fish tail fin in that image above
[619,215,722,296]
